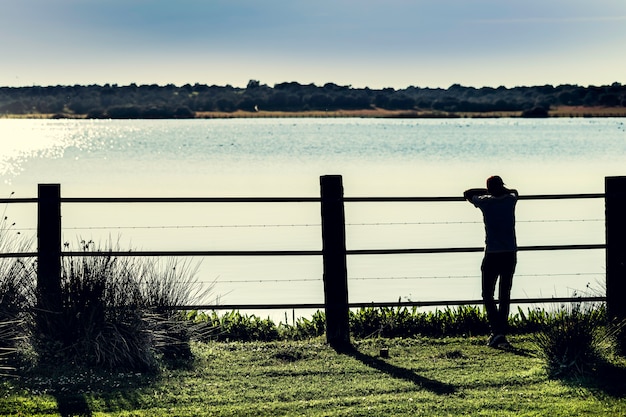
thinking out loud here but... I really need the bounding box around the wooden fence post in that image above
[37,184,62,335]
[605,176,626,332]
[320,175,351,350]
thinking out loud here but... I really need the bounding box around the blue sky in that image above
[2,0,625,88]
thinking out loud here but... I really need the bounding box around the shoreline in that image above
[2,106,626,119]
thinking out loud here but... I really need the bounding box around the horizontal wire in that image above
[350,272,600,281]
[350,219,603,226]
[205,272,600,284]
[4,218,599,232]
[202,278,321,284]
[64,223,321,230]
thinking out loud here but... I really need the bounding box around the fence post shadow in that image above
[54,393,93,417]
[343,347,457,395]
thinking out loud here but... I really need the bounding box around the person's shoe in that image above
[488,334,512,349]
[487,334,506,348]
[496,336,512,349]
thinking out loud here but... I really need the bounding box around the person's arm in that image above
[463,188,488,202]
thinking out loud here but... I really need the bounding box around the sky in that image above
[1,0,626,89]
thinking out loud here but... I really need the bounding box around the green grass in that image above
[2,335,626,416]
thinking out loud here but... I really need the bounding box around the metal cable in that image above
[3,217,600,232]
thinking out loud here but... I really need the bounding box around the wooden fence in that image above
[2,175,626,349]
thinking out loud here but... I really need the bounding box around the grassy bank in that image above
[2,335,626,416]
[2,106,626,119]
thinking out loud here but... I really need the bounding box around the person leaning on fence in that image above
[464,176,518,349]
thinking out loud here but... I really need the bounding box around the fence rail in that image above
[2,176,626,348]
[0,192,605,205]
[168,296,608,312]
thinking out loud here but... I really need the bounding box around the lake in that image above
[1,117,625,322]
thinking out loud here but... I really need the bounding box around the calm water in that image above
[1,118,625,321]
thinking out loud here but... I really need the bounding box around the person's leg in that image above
[481,253,500,335]
[496,251,517,336]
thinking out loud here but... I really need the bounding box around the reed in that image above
[33,239,208,370]
[0,206,36,375]
[532,301,618,378]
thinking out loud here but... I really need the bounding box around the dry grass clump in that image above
[32,240,210,371]
[533,302,623,378]
[0,208,36,375]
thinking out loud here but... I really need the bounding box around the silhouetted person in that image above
[464,176,518,348]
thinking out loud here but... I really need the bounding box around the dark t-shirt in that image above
[471,192,518,252]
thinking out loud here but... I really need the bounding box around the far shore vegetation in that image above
[1,81,625,120]
[4,105,626,120]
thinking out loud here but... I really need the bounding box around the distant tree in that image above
[107,105,142,119]
[521,106,549,118]
[323,83,351,92]
[216,98,236,112]
[599,93,620,107]
[557,91,578,106]
[274,81,304,91]
[141,107,173,119]
[307,93,334,110]
[432,97,460,112]
[246,79,261,89]
[191,83,209,93]
[331,94,360,110]
[385,94,415,110]
[234,98,251,112]
[373,94,389,109]
[86,109,107,119]
[265,91,302,111]
[0,100,27,114]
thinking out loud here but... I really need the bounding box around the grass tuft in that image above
[33,239,209,371]
[0,208,36,376]
[532,302,617,378]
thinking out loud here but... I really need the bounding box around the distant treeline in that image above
[1,80,625,118]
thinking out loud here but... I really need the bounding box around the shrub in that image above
[533,302,614,378]
[33,240,207,370]
[196,310,280,342]
[349,305,489,338]
[139,257,208,361]
[188,310,325,342]
[0,211,35,373]
[509,306,552,334]
[280,310,326,340]
[33,241,152,370]
[0,212,35,325]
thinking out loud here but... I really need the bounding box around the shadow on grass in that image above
[559,361,626,399]
[497,344,535,358]
[54,394,93,417]
[16,364,159,417]
[340,345,457,395]
[53,389,154,417]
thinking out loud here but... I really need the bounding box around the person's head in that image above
[486,175,507,196]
